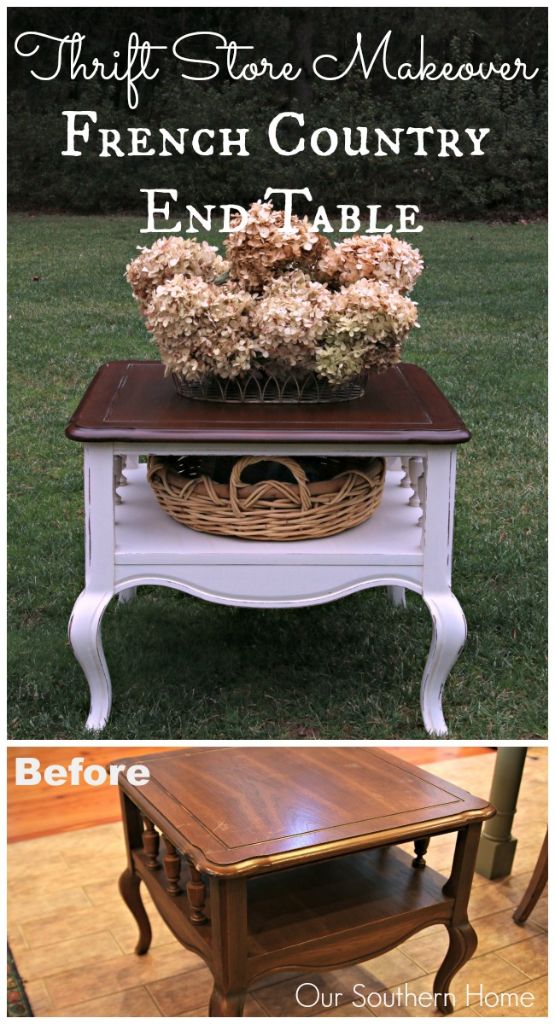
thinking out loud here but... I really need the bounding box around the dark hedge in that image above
[7,8,547,218]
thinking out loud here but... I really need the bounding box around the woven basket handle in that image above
[229,456,312,514]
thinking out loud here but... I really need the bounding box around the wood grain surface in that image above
[65,361,471,444]
[118,747,494,875]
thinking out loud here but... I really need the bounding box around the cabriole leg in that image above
[434,822,482,1013]
[513,832,547,924]
[75,443,116,729]
[119,793,152,955]
[68,588,113,730]
[433,921,478,1014]
[421,592,467,737]
[118,868,152,955]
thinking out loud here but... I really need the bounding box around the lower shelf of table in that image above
[133,844,453,980]
[115,465,424,568]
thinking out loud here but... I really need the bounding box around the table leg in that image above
[419,447,467,737]
[513,831,548,924]
[434,822,482,1014]
[209,987,247,1017]
[68,588,113,730]
[420,592,466,737]
[387,585,407,609]
[209,877,248,1017]
[119,868,152,955]
[434,922,478,1015]
[70,443,116,730]
[118,793,152,956]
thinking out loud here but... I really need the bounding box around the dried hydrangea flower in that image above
[315,336,374,384]
[225,201,330,292]
[251,271,333,374]
[145,275,255,380]
[316,279,419,383]
[317,234,423,293]
[126,237,228,311]
[126,206,424,389]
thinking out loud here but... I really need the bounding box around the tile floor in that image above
[7,750,547,1017]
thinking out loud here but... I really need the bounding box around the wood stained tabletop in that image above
[66,361,470,444]
[118,747,493,876]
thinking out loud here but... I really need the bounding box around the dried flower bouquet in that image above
[126,201,422,399]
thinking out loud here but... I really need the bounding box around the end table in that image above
[66,361,470,734]
[117,746,494,1016]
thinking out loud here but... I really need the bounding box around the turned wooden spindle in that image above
[417,458,426,510]
[408,457,425,509]
[118,455,128,488]
[400,456,411,489]
[163,837,181,894]
[142,816,160,869]
[113,454,123,505]
[186,859,208,923]
[412,836,430,869]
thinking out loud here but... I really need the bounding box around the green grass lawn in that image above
[8,215,547,739]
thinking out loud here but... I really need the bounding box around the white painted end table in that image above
[66,360,471,735]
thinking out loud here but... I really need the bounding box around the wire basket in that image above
[147,454,385,541]
[171,371,366,404]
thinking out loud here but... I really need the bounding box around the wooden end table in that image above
[66,360,470,735]
[117,747,494,1016]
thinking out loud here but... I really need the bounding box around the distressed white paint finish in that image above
[114,567,423,607]
[68,445,115,730]
[387,585,407,609]
[113,454,124,505]
[421,591,466,736]
[68,589,113,730]
[418,448,466,735]
[400,456,411,491]
[82,444,115,590]
[408,457,425,511]
[115,467,423,566]
[69,442,464,735]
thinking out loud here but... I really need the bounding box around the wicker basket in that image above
[147,454,385,541]
[171,370,366,404]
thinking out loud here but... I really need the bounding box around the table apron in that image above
[113,567,424,608]
[112,441,435,458]
[245,901,453,984]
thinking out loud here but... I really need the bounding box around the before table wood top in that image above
[66,361,470,444]
[118,747,493,876]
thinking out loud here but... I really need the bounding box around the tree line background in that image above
[7,7,547,218]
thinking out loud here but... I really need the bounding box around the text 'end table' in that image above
[66,361,470,735]
[116,747,494,1016]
